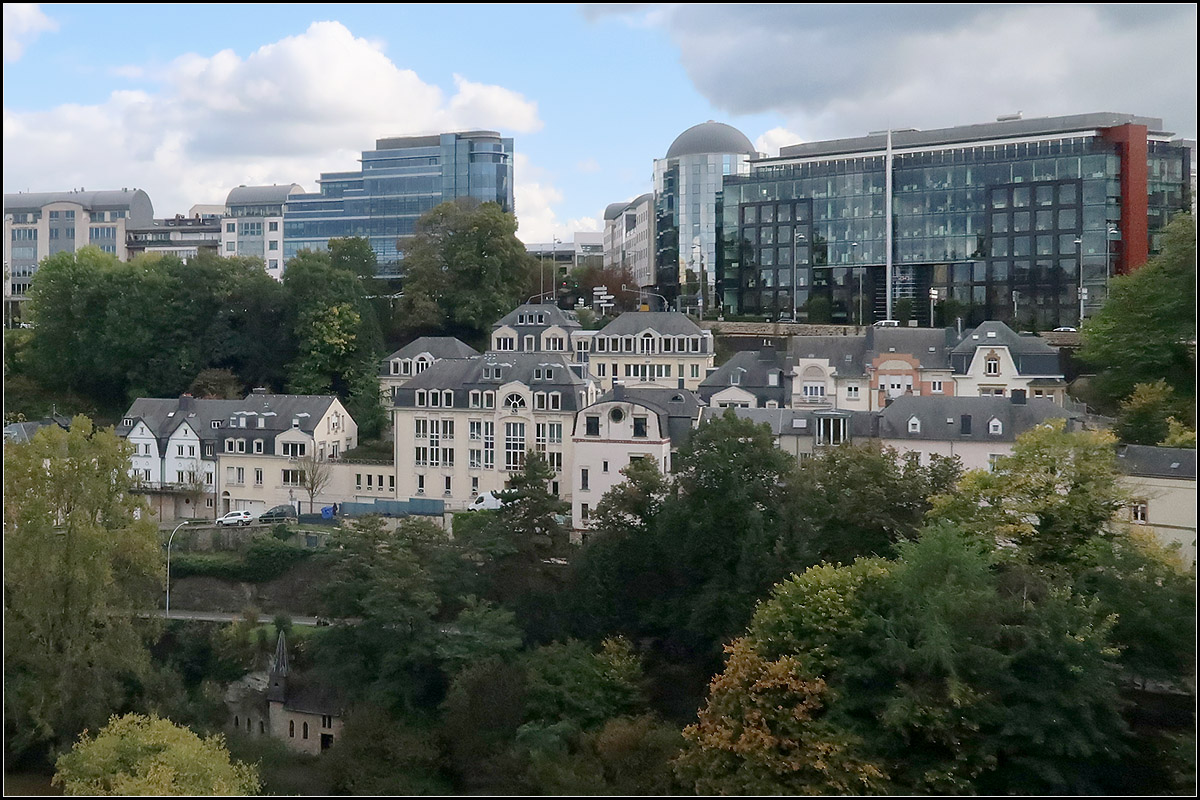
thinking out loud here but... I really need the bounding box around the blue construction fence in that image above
[297,498,445,525]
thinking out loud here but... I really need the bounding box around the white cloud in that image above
[3,21,544,216]
[755,127,803,157]
[4,4,58,62]
[512,154,605,244]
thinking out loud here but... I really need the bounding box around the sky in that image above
[4,4,1197,245]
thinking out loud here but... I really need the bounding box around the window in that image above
[505,393,525,411]
[633,417,648,438]
[581,503,590,523]
[178,445,185,456]
[416,390,427,407]
[846,384,860,400]
[908,416,921,434]
[444,475,452,496]
[586,416,600,436]
[470,390,481,408]
[282,442,305,458]
[289,720,295,737]
[803,382,826,398]
[549,392,561,410]
[254,439,264,454]
[442,390,454,408]
[988,418,1003,435]
[985,356,1000,376]
[212,420,221,429]
[254,468,263,486]
[581,468,589,490]
[417,475,425,493]
[470,449,482,468]
[988,454,1003,473]
[269,221,279,232]
[237,439,246,453]
[534,392,547,410]
[931,380,944,394]
[691,364,700,379]
[303,722,309,740]
[504,422,526,471]
[282,469,304,486]
[1132,501,1148,524]
[483,391,495,409]
[483,422,495,469]
[322,715,332,729]
[225,439,235,453]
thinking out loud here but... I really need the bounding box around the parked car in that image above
[216,510,253,527]
[467,491,506,511]
[258,505,298,524]
[1052,326,1077,332]
[873,319,900,327]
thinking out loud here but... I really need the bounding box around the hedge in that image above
[171,536,313,582]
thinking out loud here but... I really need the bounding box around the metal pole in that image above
[165,519,190,618]
[1105,225,1116,306]
[792,231,806,322]
[885,128,894,321]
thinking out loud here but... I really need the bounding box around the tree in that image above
[893,296,913,325]
[187,368,244,399]
[804,294,832,323]
[52,713,259,795]
[397,198,537,342]
[294,451,334,513]
[4,417,163,763]
[1078,212,1196,408]
[1160,416,1197,448]
[1114,379,1190,445]
[677,525,1131,795]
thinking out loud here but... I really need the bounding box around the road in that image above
[149,609,325,626]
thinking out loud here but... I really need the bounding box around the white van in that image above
[468,491,505,511]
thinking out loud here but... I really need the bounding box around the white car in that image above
[1052,326,1077,332]
[468,491,505,511]
[216,510,253,527]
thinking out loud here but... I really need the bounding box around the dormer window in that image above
[908,416,921,434]
[391,361,401,375]
[122,417,133,427]
[211,420,221,429]
[415,389,427,407]
[470,390,481,408]
[291,418,300,428]
[442,390,453,407]
[256,417,265,429]
[768,372,779,387]
[730,371,741,386]
[989,418,1003,435]
[483,391,495,409]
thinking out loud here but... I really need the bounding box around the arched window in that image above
[505,393,526,411]
[984,356,1000,376]
[235,715,240,728]
[303,721,309,739]
[289,720,295,738]
[259,720,265,734]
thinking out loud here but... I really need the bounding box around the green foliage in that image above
[52,713,259,795]
[169,536,312,582]
[187,367,243,399]
[525,714,684,795]
[1160,416,1197,447]
[4,417,163,763]
[398,199,535,341]
[930,418,1124,566]
[893,296,913,323]
[678,525,1131,795]
[521,638,646,734]
[1078,213,1196,407]
[804,294,832,323]
[435,596,523,675]
[1115,379,1190,445]
[324,707,450,795]
[440,658,531,792]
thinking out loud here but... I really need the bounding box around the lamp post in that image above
[1074,236,1084,324]
[792,231,807,322]
[929,287,939,328]
[165,519,191,618]
[1012,289,1019,322]
[1104,224,1118,306]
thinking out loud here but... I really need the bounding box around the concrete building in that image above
[603,193,656,290]
[4,188,154,323]
[126,211,223,263]
[380,336,479,406]
[571,384,702,530]
[589,311,715,392]
[489,303,587,362]
[1116,444,1197,566]
[391,352,596,512]
[221,184,304,280]
[654,121,759,311]
[698,346,791,409]
[721,112,1192,326]
[283,131,514,275]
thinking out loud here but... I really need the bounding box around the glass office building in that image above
[284,131,514,275]
[721,113,1190,328]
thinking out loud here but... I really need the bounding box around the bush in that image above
[171,536,312,582]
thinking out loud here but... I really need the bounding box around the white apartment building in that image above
[603,193,656,289]
[589,312,715,392]
[490,303,589,363]
[221,185,303,280]
[391,353,597,511]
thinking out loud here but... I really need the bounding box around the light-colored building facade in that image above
[392,353,597,512]
[221,184,304,280]
[380,337,479,407]
[490,303,587,362]
[603,193,656,290]
[571,385,701,531]
[589,312,715,392]
[950,321,1067,403]
[126,212,223,263]
[4,188,154,322]
[1116,445,1197,567]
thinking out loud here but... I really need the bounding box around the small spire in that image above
[271,630,289,677]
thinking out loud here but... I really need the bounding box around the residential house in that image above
[1116,445,1197,566]
[950,321,1067,403]
[489,303,587,362]
[589,312,715,391]
[698,347,790,408]
[392,352,596,511]
[572,384,702,530]
[380,336,479,406]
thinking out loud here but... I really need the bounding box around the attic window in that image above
[123,417,133,426]
[928,347,936,352]
[291,418,300,428]
[908,416,921,434]
[211,420,221,429]
[844,354,852,361]
[989,418,1003,435]
[888,347,895,352]
[986,331,997,338]
[1170,462,1181,469]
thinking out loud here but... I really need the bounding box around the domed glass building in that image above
[653,122,758,312]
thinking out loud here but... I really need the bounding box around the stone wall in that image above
[701,321,867,337]
[168,558,327,616]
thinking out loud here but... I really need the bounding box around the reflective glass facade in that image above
[721,117,1190,328]
[284,131,514,275]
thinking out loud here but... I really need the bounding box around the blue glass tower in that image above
[283,131,514,275]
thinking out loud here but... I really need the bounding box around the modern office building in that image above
[526,233,604,299]
[283,131,514,275]
[603,193,656,289]
[720,112,1192,328]
[4,188,154,323]
[654,121,759,311]
[221,185,304,280]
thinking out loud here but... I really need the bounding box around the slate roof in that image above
[598,311,706,337]
[3,416,71,444]
[394,353,589,411]
[1116,445,1197,480]
[380,337,479,375]
[866,327,957,370]
[116,393,340,454]
[698,406,877,439]
[951,321,1062,375]
[698,348,790,406]
[877,395,1077,442]
[787,335,870,377]
[493,303,582,331]
[590,385,703,448]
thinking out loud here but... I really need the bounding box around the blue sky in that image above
[4,4,1196,243]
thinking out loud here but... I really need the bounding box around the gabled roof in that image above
[698,348,789,405]
[383,336,479,362]
[878,395,1076,442]
[1116,445,1196,480]
[599,311,706,337]
[866,327,957,370]
[116,393,341,449]
[395,353,589,410]
[951,321,1063,376]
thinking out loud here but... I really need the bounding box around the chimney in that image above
[1010,389,1027,405]
[179,393,193,410]
[252,387,268,394]
[613,382,625,401]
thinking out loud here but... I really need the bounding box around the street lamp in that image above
[929,287,939,328]
[165,519,191,618]
[1104,224,1118,306]
[791,231,807,322]
[1074,236,1084,324]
